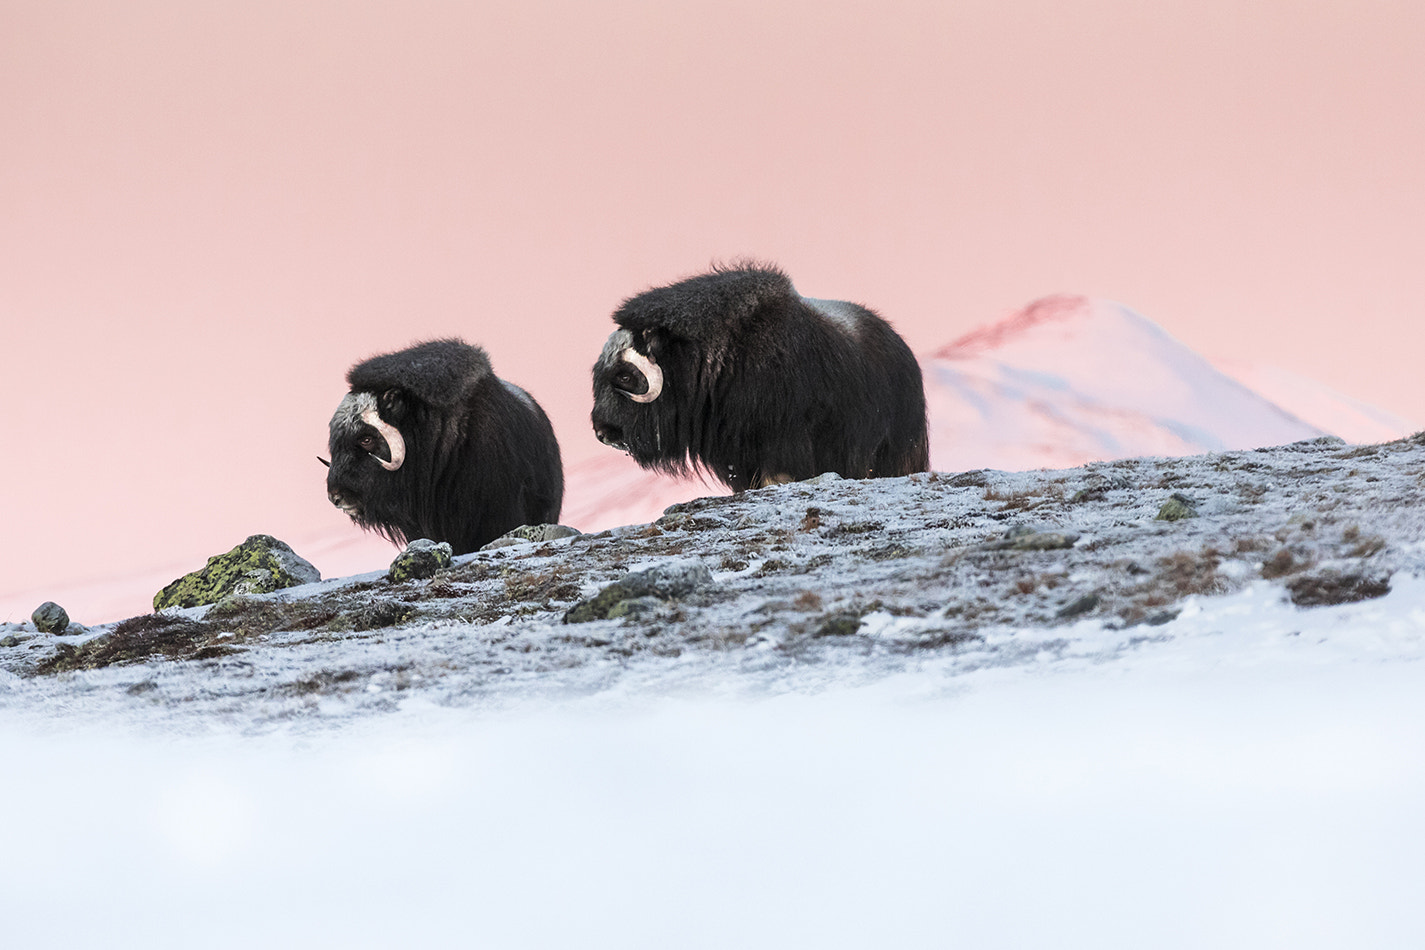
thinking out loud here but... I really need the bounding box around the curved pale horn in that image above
[360,407,407,471]
[621,348,663,403]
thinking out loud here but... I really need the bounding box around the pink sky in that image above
[4,0,1424,624]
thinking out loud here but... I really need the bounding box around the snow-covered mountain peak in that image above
[925,296,1325,473]
[934,293,1101,358]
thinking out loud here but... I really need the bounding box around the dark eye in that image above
[612,364,648,394]
[358,435,376,451]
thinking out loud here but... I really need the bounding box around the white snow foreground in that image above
[3,433,1425,948]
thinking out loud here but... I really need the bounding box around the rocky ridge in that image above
[2,432,1423,731]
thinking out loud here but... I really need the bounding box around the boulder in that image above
[31,601,70,634]
[153,535,320,611]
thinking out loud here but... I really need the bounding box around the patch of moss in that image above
[39,614,230,673]
[864,543,916,561]
[563,582,635,623]
[504,566,581,604]
[824,520,885,538]
[892,630,984,651]
[1286,572,1391,608]
[754,559,789,577]
[328,600,416,632]
[813,611,864,637]
[271,669,363,698]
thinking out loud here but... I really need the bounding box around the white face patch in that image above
[802,297,864,338]
[331,391,379,435]
[597,329,636,371]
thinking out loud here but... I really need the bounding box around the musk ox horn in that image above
[360,407,406,471]
[621,347,663,403]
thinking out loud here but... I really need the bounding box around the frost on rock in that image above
[3,431,1424,729]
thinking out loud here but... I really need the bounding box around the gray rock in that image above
[480,523,583,550]
[389,539,453,583]
[1056,593,1100,619]
[564,559,715,623]
[617,560,714,600]
[31,601,70,634]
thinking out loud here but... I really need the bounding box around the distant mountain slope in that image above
[1210,357,1419,447]
[924,295,1324,473]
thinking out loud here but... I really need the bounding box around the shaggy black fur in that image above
[326,338,563,554]
[591,265,929,491]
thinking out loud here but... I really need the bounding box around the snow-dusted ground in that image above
[3,432,1424,947]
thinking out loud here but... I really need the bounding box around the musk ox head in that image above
[325,338,564,554]
[590,264,929,492]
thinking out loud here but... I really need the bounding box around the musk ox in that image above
[590,265,929,491]
[324,338,563,554]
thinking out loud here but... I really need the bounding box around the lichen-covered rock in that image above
[1156,493,1199,521]
[480,523,583,550]
[388,539,454,583]
[153,535,320,611]
[31,601,70,634]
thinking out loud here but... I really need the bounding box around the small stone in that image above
[1156,493,1198,521]
[31,602,69,634]
[388,539,454,583]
